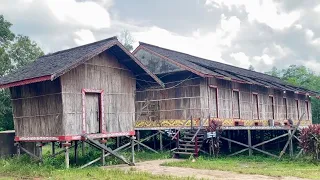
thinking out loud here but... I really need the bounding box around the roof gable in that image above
[0,37,164,88]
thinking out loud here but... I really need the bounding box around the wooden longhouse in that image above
[133,42,319,157]
[0,37,163,167]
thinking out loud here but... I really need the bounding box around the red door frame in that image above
[82,89,106,134]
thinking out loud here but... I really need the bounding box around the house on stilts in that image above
[133,42,319,157]
[0,37,163,167]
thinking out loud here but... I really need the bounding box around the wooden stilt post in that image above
[16,142,21,157]
[52,142,55,156]
[260,130,265,151]
[153,131,156,150]
[116,137,120,148]
[137,130,140,152]
[131,136,135,164]
[82,141,85,156]
[248,130,252,156]
[228,131,232,153]
[74,141,78,165]
[100,139,107,166]
[37,142,43,164]
[289,130,293,157]
[63,142,70,169]
[159,131,163,152]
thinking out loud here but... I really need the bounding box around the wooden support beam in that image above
[279,113,304,159]
[20,146,40,161]
[134,140,158,153]
[220,136,249,148]
[289,130,294,157]
[80,142,131,169]
[229,148,249,156]
[248,130,252,156]
[49,144,75,158]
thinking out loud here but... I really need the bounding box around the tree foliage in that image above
[0,15,43,131]
[266,65,320,124]
[119,30,134,51]
[248,65,255,71]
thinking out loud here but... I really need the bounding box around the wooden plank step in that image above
[179,143,199,147]
[182,136,204,140]
[177,148,195,151]
[173,151,195,155]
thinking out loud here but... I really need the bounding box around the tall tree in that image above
[267,65,320,124]
[119,30,134,51]
[0,15,44,131]
[0,15,15,45]
[8,35,44,68]
[248,65,255,71]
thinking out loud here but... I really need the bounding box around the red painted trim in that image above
[82,89,106,134]
[132,45,143,55]
[14,131,135,142]
[0,75,52,89]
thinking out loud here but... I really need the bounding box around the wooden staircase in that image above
[173,129,206,158]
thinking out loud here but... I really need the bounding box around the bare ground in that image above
[104,159,310,180]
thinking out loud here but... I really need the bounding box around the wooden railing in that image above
[171,115,192,140]
[191,117,204,142]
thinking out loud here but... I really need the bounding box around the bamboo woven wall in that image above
[205,77,311,122]
[60,51,136,135]
[135,75,312,129]
[135,74,202,127]
[10,79,63,137]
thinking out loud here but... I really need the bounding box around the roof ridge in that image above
[42,36,118,58]
[139,41,282,81]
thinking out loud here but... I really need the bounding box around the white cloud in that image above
[253,54,274,65]
[230,52,250,68]
[74,29,96,45]
[47,0,111,29]
[205,0,300,30]
[305,29,314,39]
[304,60,320,73]
[132,15,241,64]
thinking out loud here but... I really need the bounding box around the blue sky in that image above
[1,0,320,73]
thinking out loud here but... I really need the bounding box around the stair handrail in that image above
[171,115,192,140]
[191,118,204,142]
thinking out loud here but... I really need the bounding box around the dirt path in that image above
[104,159,310,180]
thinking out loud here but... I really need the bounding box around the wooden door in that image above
[85,94,100,134]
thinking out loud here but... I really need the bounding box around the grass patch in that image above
[163,155,320,179]
[0,151,185,180]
